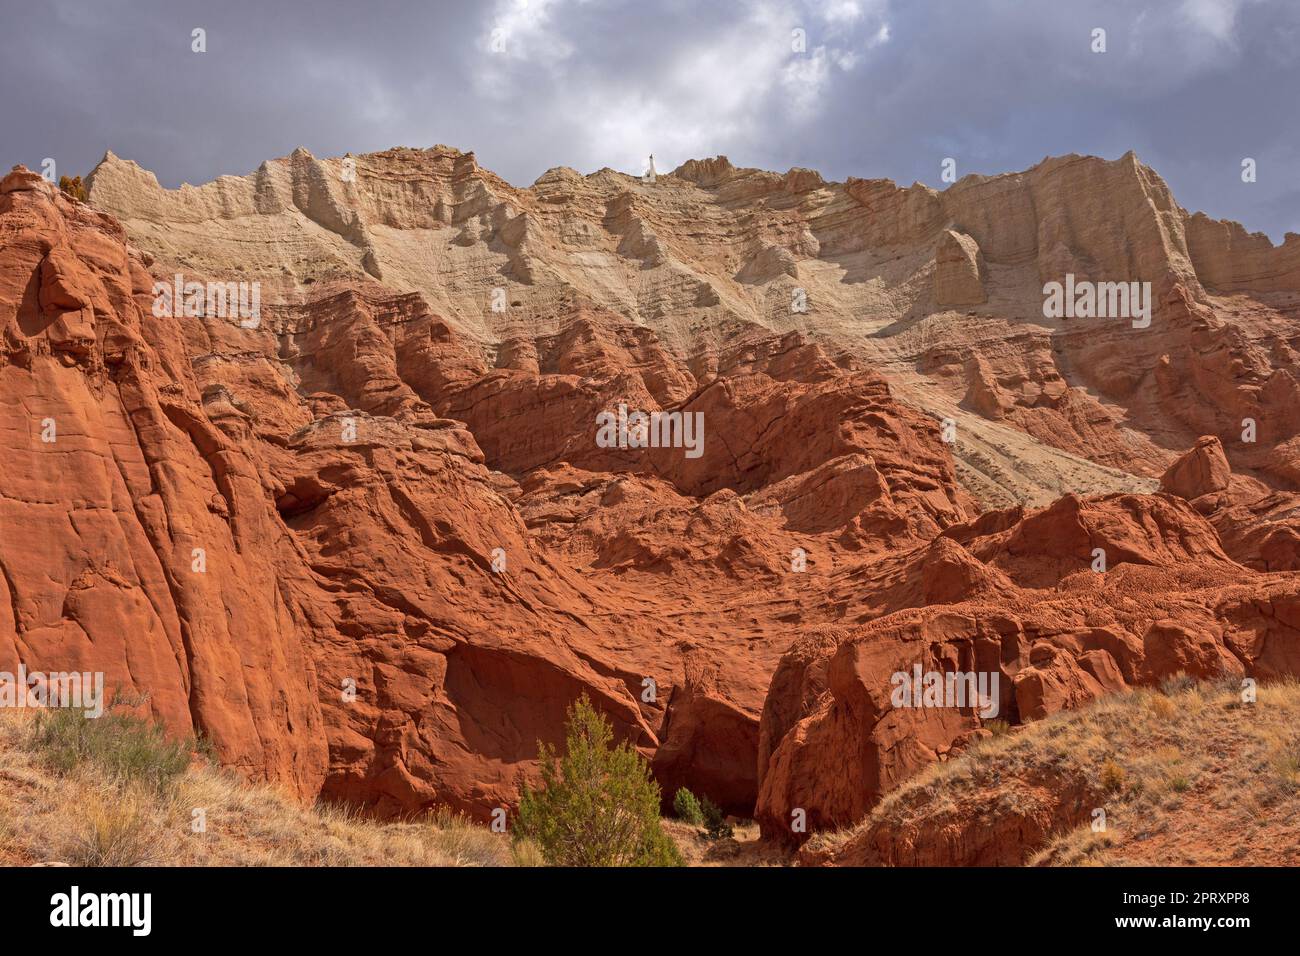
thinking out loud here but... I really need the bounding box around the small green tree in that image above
[700,796,734,840]
[673,787,704,825]
[515,695,682,866]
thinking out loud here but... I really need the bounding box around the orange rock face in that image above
[1,163,971,819]
[754,493,1300,843]
[0,169,329,796]
[3,144,1300,843]
[1159,435,1231,500]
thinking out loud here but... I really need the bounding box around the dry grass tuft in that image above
[1099,759,1126,793]
[0,709,517,867]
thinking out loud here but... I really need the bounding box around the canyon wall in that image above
[0,146,1296,837]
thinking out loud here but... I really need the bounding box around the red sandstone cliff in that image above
[1,146,1297,842]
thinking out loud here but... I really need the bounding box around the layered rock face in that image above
[753,493,1300,842]
[0,167,329,796]
[2,162,971,819]
[2,144,1298,842]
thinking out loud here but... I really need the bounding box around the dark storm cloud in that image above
[1,0,1295,239]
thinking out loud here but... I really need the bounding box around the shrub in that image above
[1159,672,1195,696]
[58,175,87,202]
[700,796,734,840]
[514,695,681,866]
[1149,695,1177,720]
[28,707,191,792]
[1271,744,1300,788]
[673,787,704,825]
[984,718,1011,737]
[1099,759,1127,794]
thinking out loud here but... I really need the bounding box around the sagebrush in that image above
[514,695,681,866]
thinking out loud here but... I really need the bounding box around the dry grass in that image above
[0,709,522,867]
[661,819,790,866]
[807,677,1300,866]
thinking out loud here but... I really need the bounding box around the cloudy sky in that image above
[3,0,1296,239]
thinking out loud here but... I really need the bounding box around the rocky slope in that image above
[798,680,1300,867]
[753,491,1300,843]
[2,145,1299,847]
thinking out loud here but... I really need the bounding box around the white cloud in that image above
[475,0,890,175]
[782,46,832,115]
[573,4,797,174]
[832,48,861,70]
[483,0,577,64]
[1179,0,1245,42]
[821,0,864,23]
